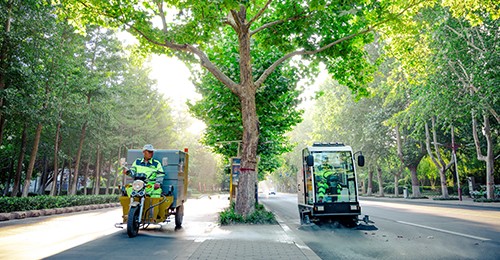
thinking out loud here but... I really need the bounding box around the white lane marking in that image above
[397,221,491,241]
[281,224,291,232]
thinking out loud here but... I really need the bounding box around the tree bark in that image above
[69,121,87,195]
[50,111,62,196]
[3,159,13,196]
[394,174,399,197]
[12,122,27,197]
[231,7,259,217]
[396,123,424,198]
[94,146,101,195]
[366,167,373,196]
[83,160,90,195]
[37,155,48,194]
[235,93,259,216]
[472,112,495,199]
[424,118,454,198]
[409,165,421,197]
[377,166,384,197]
[105,159,111,195]
[22,123,43,197]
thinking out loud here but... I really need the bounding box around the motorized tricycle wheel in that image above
[175,204,184,228]
[127,206,140,238]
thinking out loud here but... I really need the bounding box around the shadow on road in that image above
[297,222,378,231]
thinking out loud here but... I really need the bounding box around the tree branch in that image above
[445,157,455,171]
[156,1,168,35]
[248,0,272,27]
[396,124,404,161]
[444,24,484,53]
[431,117,445,165]
[230,9,243,30]
[250,15,306,36]
[255,28,371,88]
[447,59,500,124]
[129,25,240,95]
[488,108,500,124]
[425,121,441,168]
[254,0,426,88]
[471,111,486,161]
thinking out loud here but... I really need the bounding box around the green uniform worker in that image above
[124,144,164,198]
[316,157,332,202]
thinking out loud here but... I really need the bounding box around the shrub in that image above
[473,198,500,203]
[384,186,405,195]
[432,197,459,201]
[219,202,277,225]
[0,195,119,213]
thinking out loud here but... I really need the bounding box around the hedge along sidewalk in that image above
[0,202,121,222]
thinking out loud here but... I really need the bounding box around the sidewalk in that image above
[182,192,494,259]
[177,224,320,260]
[176,194,321,260]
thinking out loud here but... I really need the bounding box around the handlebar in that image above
[124,168,164,183]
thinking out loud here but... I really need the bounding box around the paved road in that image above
[2,193,498,259]
[260,193,500,260]
[0,196,227,260]
[0,195,318,260]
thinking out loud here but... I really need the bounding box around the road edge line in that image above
[271,209,322,260]
[397,220,491,241]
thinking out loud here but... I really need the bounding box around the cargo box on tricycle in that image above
[116,149,189,237]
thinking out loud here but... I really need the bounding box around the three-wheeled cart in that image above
[117,149,188,236]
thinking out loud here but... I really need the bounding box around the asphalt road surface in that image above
[1,193,498,260]
[0,195,229,260]
[260,193,500,260]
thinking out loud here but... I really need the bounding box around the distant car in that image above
[268,190,276,195]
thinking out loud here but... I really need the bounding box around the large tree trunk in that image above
[94,146,101,195]
[59,159,68,195]
[377,166,384,197]
[12,122,27,197]
[409,165,421,197]
[105,159,112,195]
[2,159,13,196]
[36,155,48,194]
[83,160,90,195]
[50,112,62,196]
[22,123,43,197]
[233,7,259,217]
[69,121,87,195]
[70,92,90,195]
[397,124,424,198]
[366,167,373,196]
[360,179,366,194]
[394,174,399,197]
[236,93,259,216]
[472,112,495,199]
[424,118,454,198]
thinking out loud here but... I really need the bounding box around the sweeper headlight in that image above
[132,180,145,191]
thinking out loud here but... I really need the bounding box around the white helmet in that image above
[142,144,155,152]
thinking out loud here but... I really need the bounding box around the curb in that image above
[0,203,121,222]
[273,213,322,260]
[262,204,321,260]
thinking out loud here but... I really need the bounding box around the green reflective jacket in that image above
[130,158,164,183]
